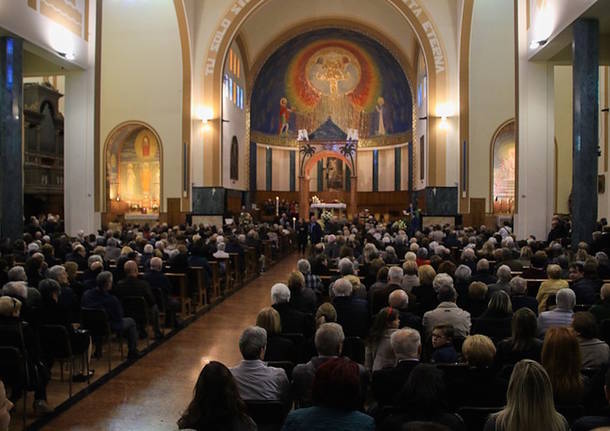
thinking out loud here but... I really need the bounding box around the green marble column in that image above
[572,19,599,248]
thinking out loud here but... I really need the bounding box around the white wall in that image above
[468,0,515,212]
[63,2,98,235]
[221,41,247,190]
[100,0,183,212]
[515,0,555,240]
[553,66,572,215]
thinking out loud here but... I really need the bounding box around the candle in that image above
[276,196,279,216]
[292,217,296,230]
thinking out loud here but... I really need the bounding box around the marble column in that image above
[0,37,23,242]
[572,19,599,248]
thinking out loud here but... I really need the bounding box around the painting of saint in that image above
[371,96,392,136]
[327,158,344,190]
[278,97,293,135]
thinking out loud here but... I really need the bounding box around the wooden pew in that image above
[189,266,208,310]
[166,272,192,317]
[229,253,244,289]
[208,261,221,301]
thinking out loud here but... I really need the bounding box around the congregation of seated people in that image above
[0,215,290,419]
[176,215,610,431]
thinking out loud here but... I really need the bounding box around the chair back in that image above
[0,346,27,387]
[244,400,288,431]
[81,307,111,337]
[122,296,150,328]
[457,406,502,431]
[343,336,365,364]
[266,361,295,380]
[39,324,73,359]
[0,321,27,354]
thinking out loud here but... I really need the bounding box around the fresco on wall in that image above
[106,127,161,214]
[492,121,516,214]
[251,29,412,140]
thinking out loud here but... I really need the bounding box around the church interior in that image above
[1,0,610,430]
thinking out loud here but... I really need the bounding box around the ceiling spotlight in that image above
[530,39,548,50]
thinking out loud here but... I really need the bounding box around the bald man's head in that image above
[124,260,138,277]
[389,289,408,309]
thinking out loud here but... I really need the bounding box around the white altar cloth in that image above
[310,203,347,210]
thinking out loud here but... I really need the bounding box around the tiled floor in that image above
[17,253,299,431]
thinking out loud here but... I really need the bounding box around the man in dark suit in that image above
[271,283,313,337]
[292,322,369,408]
[370,266,404,315]
[332,278,370,338]
[309,215,323,245]
[389,289,422,332]
[81,271,139,360]
[509,276,538,315]
[372,328,421,406]
[143,257,181,328]
[116,260,163,339]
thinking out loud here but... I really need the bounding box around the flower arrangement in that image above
[239,211,253,227]
[392,219,407,231]
[321,210,333,222]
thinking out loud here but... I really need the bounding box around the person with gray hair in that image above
[292,323,369,407]
[271,283,313,336]
[508,276,539,315]
[143,256,181,328]
[7,266,26,282]
[46,264,78,317]
[371,328,421,406]
[81,271,140,360]
[388,289,422,332]
[370,266,404,315]
[297,259,323,296]
[332,278,370,338]
[230,326,289,402]
[338,257,355,276]
[422,285,471,338]
[537,288,576,337]
[590,283,610,323]
[488,264,513,297]
[432,273,454,293]
[472,258,498,285]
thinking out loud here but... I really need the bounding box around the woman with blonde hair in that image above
[541,326,585,405]
[315,303,337,329]
[255,307,295,362]
[484,359,568,431]
[413,265,437,313]
[536,264,569,312]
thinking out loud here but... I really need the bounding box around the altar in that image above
[310,202,347,218]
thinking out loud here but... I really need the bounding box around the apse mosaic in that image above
[251,29,412,140]
[106,127,161,214]
[492,121,516,214]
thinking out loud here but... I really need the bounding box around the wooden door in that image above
[469,198,486,229]
[167,198,182,227]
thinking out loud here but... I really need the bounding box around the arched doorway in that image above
[299,143,357,219]
[104,121,163,220]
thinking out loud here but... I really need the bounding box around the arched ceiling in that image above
[238,0,420,75]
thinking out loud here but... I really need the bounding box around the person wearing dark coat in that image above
[388,289,422,332]
[256,307,296,363]
[287,271,316,315]
[81,271,139,359]
[509,276,538,315]
[472,291,513,344]
[309,216,323,245]
[271,283,313,337]
[331,279,370,338]
[115,260,163,339]
[143,257,181,328]
[570,262,599,305]
[371,328,421,407]
[297,219,308,254]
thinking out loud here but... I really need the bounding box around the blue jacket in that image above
[81,288,124,332]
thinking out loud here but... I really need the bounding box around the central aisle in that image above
[42,253,300,431]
